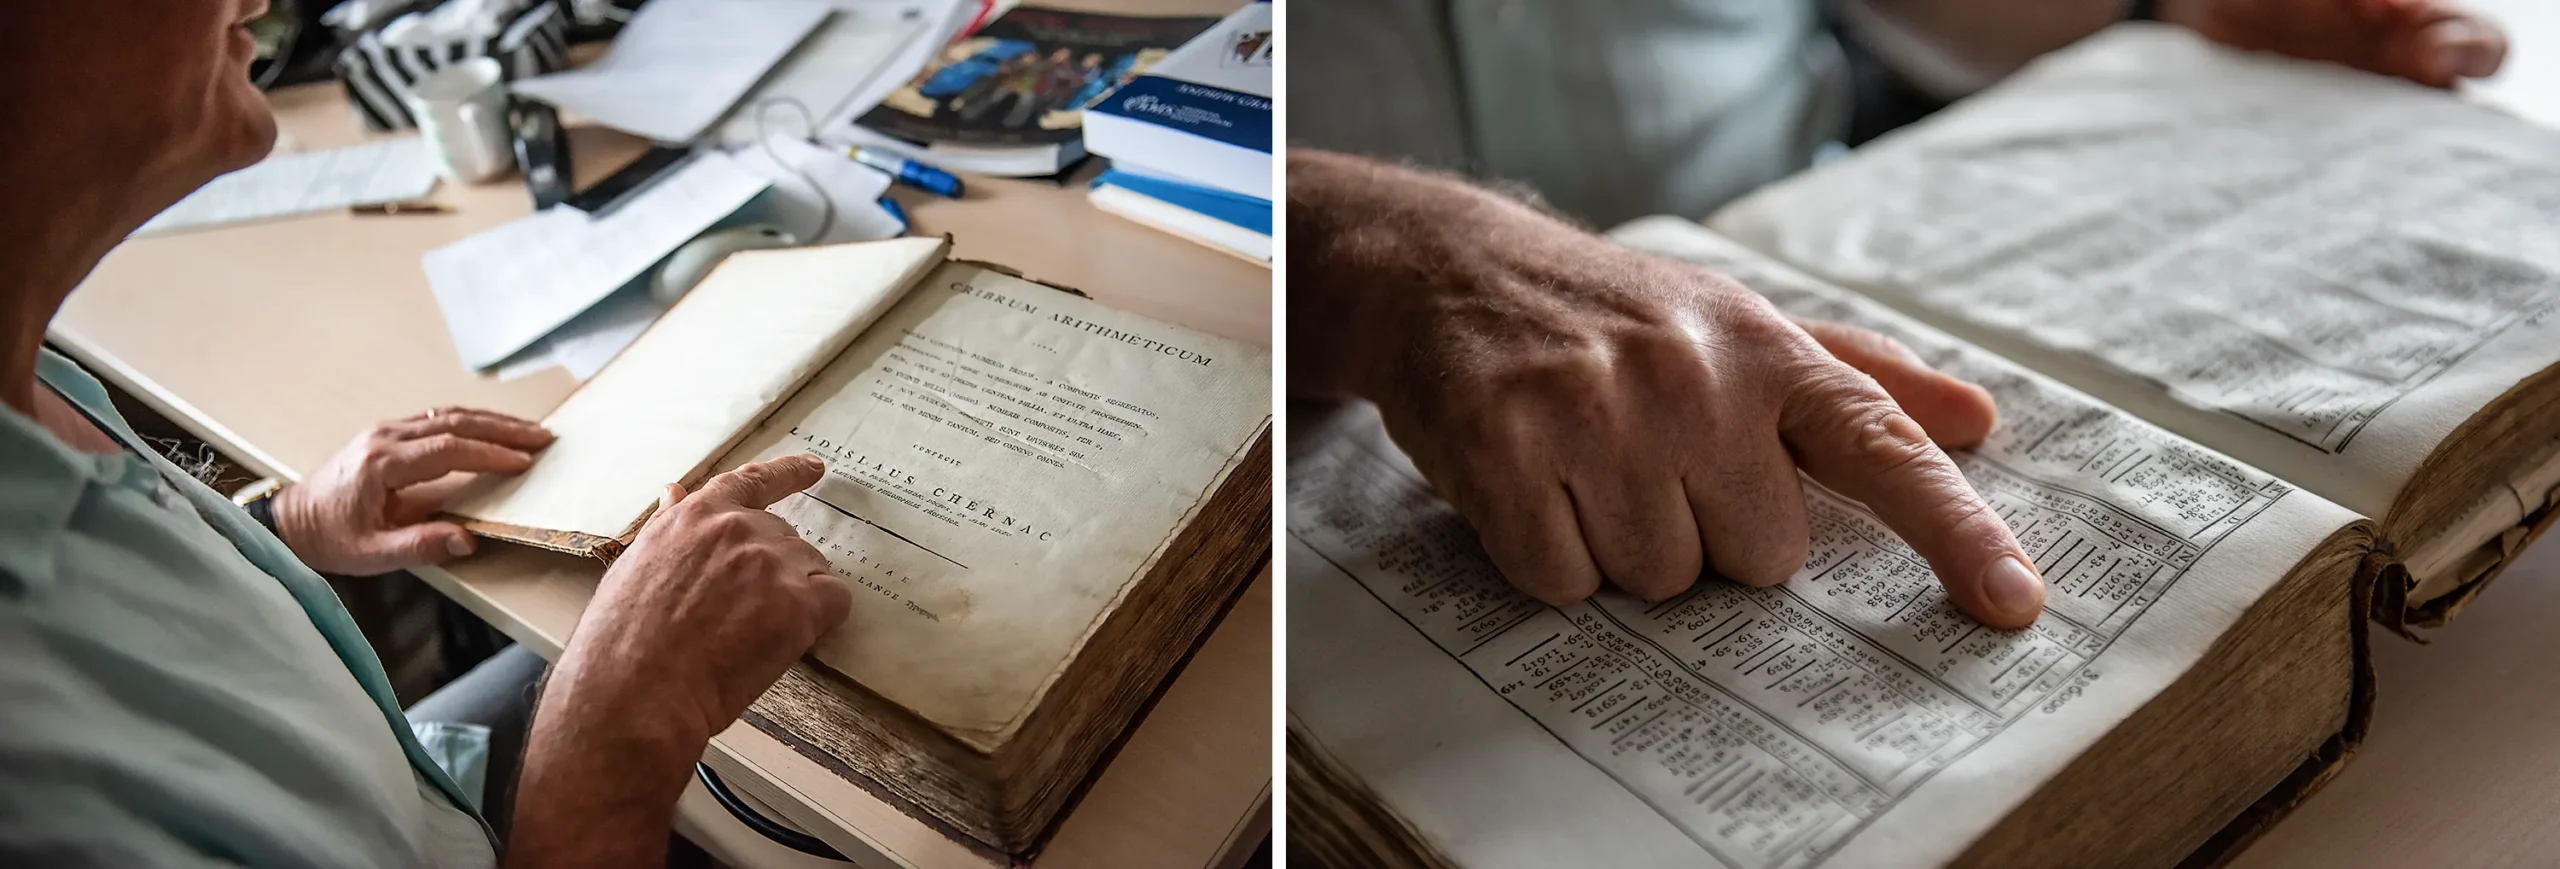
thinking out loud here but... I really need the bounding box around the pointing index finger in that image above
[1782,372,2045,629]
[699,454,829,509]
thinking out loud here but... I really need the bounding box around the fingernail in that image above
[2432,22,2498,78]
[1983,555,2045,623]
[2432,43,2482,79]
[447,536,475,558]
[2460,45,2500,79]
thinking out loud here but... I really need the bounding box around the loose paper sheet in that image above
[817,0,981,135]
[421,151,771,370]
[710,4,929,147]
[511,0,833,143]
[135,138,438,236]
[712,263,1271,742]
[1286,222,2358,869]
[493,140,908,383]
[1710,24,2560,520]
[548,288,666,381]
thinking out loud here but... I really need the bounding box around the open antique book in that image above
[445,236,1272,856]
[1289,24,2560,869]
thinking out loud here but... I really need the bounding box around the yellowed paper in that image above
[715,262,1271,745]
[448,237,950,539]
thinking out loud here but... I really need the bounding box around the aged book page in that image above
[713,262,1270,743]
[1709,24,2560,524]
[450,237,951,539]
[1288,227,2361,868]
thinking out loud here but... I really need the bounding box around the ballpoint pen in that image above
[847,145,965,199]
[349,201,452,216]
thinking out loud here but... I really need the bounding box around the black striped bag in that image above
[336,0,571,131]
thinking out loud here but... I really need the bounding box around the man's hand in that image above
[271,407,553,575]
[506,454,852,869]
[2167,0,2507,87]
[1291,151,2047,628]
[555,454,853,744]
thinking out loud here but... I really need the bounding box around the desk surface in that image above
[48,0,1271,865]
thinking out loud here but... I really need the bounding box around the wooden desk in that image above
[47,1,1271,865]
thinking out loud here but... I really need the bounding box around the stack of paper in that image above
[491,138,907,382]
[422,151,772,372]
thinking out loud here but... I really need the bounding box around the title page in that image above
[716,262,1270,743]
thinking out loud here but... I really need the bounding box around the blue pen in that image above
[848,146,964,199]
[877,195,910,230]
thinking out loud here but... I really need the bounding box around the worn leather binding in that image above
[2376,360,2560,637]
[2383,496,2560,639]
[2176,546,2380,868]
[455,517,630,561]
[739,430,1271,858]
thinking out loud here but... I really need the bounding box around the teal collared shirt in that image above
[0,349,496,867]
[1288,0,1848,226]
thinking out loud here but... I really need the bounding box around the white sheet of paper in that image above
[422,151,771,370]
[729,135,904,244]
[477,137,899,383]
[711,4,929,147]
[1710,24,2560,522]
[135,139,438,236]
[551,289,666,381]
[818,0,978,136]
[511,0,834,143]
[489,343,563,382]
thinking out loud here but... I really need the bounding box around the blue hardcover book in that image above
[1091,167,1271,262]
[1083,1,1272,201]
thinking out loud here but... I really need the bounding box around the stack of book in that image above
[846,6,1219,178]
[1084,1,1272,263]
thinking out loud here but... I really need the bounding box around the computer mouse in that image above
[652,224,798,305]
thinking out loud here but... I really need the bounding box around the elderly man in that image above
[1288,0,2508,629]
[0,3,852,867]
